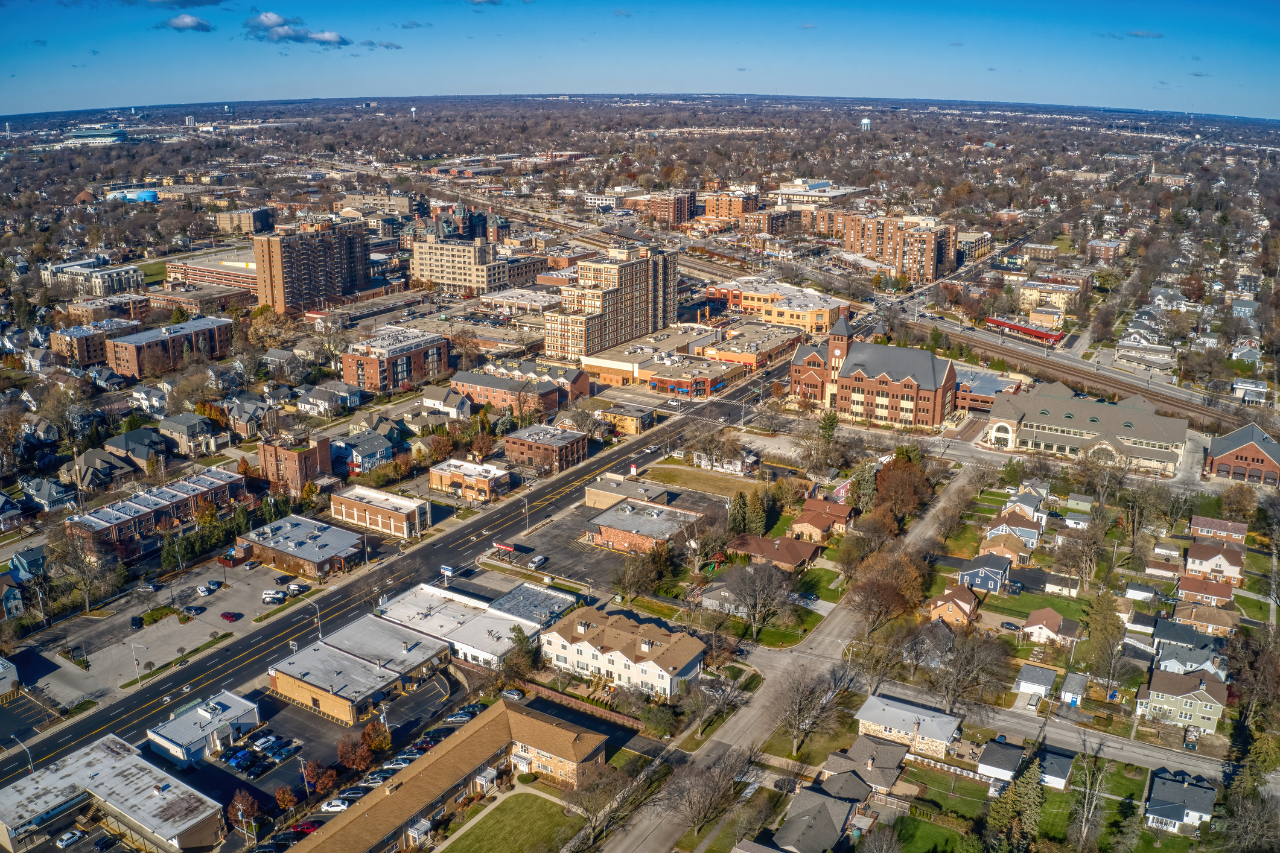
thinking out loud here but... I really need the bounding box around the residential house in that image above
[8,544,45,578]
[19,476,76,512]
[1038,749,1076,792]
[986,511,1041,548]
[818,735,908,797]
[1066,493,1095,513]
[223,394,269,439]
[978,741,1025,783]
[20,415,58,444]
[726,534,823,572]
[87,366,126,391]
[349,412,409,444]
[1145,772,1216,833]
[23,347,61,373]
[1063,513,1090,529]
[131,385,167,418]
[317,380,361,408]
[1176,577,1233,608]
[1171,602,1239,636]
[1013,663,1058,699]
[1189,515,1247,547]
[790,499,854,543]
[903,619,954,671]
[419,386,471,420]
[1135,670,1228,729]
[0,574,24,622]
[541,608,705,699]
[979,532,1032,566]
[1060,672,1088,708]
[691,449,759,476]
[330,430,396,476]
[1233,298,1259,318]
[263,348,304,381]
[296,387,343,418]
[1185,543,1244,586]
[60,447,136,491]
[1146,555,1183,580]
[158,414,218,457]
[698,583,747,619]
[928,585,979,626]
[262,384,293,408]
[1002,492,1047,525]
[773,785,855,853]
[1158,645,1229,683]
[403,411,451,436]
[1125,583,1158,603]
[1153,620,1222,654]
[1045,573,1080,597]
[854,695,960,759]
[1022,607,1080,646]
[959,553,1011,593]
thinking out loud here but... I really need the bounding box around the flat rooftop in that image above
[378,583,543,659]
[479,289,561,307]
[489,583,577,625]
[350,325,446,358]
[504,425,585,448]
[580,326,720,366]
[954,366,1021,397]
[431,459,508,480]
[706,321,805,352]
[148,690,257,749]
[241,515,363,565]
[111,316,233,346]
[0,735,221,842]
[55,319,140,338]
[648,357,743,381]
[174,249,256,271]
[335,485,426,514]
[588,499,702,539]
[157,281,253,300]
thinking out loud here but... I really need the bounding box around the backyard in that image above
[902,765,990,820]
[894,816,964,853]
[444,793,584,853]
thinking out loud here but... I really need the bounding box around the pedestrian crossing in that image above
[560,537,595,553]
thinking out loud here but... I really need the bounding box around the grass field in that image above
[902,765,990,820]
[761,694,865,765]
[942,523,981,558]
[1236,594,1271,622]
[645,465,757,498]
[982,590,1088,622]
[895,816,964,853]
[766,515,794,538]
[444,794,584,853]
[1040,789,1076,841]
[1103,763,1150,801]
[795,567,844,602]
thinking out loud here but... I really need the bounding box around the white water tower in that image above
[411,107,417,121]
[861,118,871,132]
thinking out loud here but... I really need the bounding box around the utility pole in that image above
[131,643,147,686]
[11,735,32,774]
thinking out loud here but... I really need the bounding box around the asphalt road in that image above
[0,377,766,786]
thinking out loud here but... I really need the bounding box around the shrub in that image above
[517,773,537,784]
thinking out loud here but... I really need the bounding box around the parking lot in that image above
[0,690,59,742]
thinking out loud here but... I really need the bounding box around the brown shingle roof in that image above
[1177,577,1233,600]
[547,608,706,673]
[1185,543,1244,568]
[980,532,1032,556]
[1137,669,1228,707]
[288,700,605,853]
[1173,602,1241,630]
[1190,515,1247,537]
[728,533,822,568]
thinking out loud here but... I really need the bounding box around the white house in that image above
[420,386,471,420]
[1145,772,1216,832]
[977,741,1024,783]
[1060,672,1088,707]
[1013,663,1058,699]
[1039,749,1075,792]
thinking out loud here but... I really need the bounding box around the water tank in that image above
[136,190,158,203]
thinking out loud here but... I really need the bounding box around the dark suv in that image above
[130,616,144,630]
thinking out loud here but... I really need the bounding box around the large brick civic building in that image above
[1205,424,1280,485]
[790,327,956,427]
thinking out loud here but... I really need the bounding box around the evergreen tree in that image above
[746,490,767,536]
[233,505,250,535]
[855,463,877,512]
[818,410,839,444]
[728,492,748,534]
[985,783,1018,839]
[1013,759,1043,838]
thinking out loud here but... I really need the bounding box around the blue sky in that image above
[2,0,1277,120]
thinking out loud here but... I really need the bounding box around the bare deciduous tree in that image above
[661,745,757,836]
[48,520,114,614]
[564,762,630,846]
[1067,754,1109,852]
[926,628,1008,713]
[771,667,843,756]
[723,563,792,640]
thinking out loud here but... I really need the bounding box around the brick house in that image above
[1171,602,1240,636]
[1184,544,1243,587]
[1176,577,1234,607]
[790,498,854,543]
[450,371,559,418]
[726,534,823,571]
[585,499,704,555]
[928,585,979,626]
[1189,515,1247,546]
[854,695,960,759]
[258,436,334,498]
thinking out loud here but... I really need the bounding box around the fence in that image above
[903,753,996,785]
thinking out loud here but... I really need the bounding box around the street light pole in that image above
[306,600,322,639]
[11,735,32,774]
[521,496,530,532]
[130,643,147,687]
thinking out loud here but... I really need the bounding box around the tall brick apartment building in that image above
[254,219,369,314]
[703,191,760,219]
[790,325,956,427]
[502,425,588,474]
[544,244,676,361]
[259,436,333,497]
[843,215,957,285]
[742,210,789,236]
[105,317,233,379]
[342,326,449,393]
[648,190,696,226]
[51,319,140,366]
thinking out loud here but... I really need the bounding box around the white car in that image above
[206,580,221,591]
[55,831,85,849]
[382,758,412,770]
[196,586,210,597]
[320,799,350,813]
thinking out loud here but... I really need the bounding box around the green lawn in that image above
[1245,573,1271,595]
[676,783,749,851]
[740,673,763,692]
[942,523,981,558]
[1102,764,1150,801]
[1133,831,1195,853]
[606,747,652,773]
[445,794,584,853]
[1236,594,1271,622]
[1245,551,1271,575]
[795,567,844,602]
[1040,789,1076,841]
[678,707,736,752]
[766,515,794,538]
[895,816,964,853]
[902,766,990,820]
[761,694,865,766]
[751,607,825,648]
[982,590,1088,623]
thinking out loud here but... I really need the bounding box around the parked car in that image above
[337,788,368,800]
[287,583,307,596]
[773,778,798,793]
[130,616,144,630]
[56,831,85,849]
[291,823,321,834]
[196,586,211,597]
[275,745,301,761]
[501,689,525,701]
[206,580,221,591]
[445,712,473,725]
[530,556,547,569]
[458,704,484,715]
[245,761,271,780]
[382,758,411,770]
[182,606,200,616]
[421,728,452,741]
[140,582,161,593]
[271,832,301,847]
[1000,622,1021,632]
[362,771,394,786]
[253,735,281,750]
[274,576,293,586]
[245,561,261,569]
[263,591,285,604]
[93,837,118,852]
[320,800,350,813]
[221,612,239,623]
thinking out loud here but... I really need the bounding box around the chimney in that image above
[1199,679,1205,690]
[402,641,409,652]
[867,758,874,771]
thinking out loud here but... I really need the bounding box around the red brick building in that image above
[742,210,789,236]
[1086,239,1125,266]
[703,192,759,219]
[648,190,696,226]
[501,425,588,474]
[105,317,234,379]
[259,436,333,498]
[585,499,704,554]
[1205,424,1280,485]
[451,371,559,417]
[790,324,956,427]
[342,327,449,393]
[842,214,956,285]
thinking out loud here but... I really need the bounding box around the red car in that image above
[220,612,239,623]
[292,822,321,834]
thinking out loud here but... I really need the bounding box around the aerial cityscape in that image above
[1,4,1280,853]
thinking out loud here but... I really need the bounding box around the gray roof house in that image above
[1039,749,1076,791]
[1145,771,1216,831]
[854,695,960,759]
[1060,672,1089,706]
[158,413,216,457]
[977,741,1025,782]
[773,785,854,853]
[1157,645,1229,683]
[420,386,471,420]
[819,736,908,796]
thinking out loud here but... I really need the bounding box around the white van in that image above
[262,591,285,605]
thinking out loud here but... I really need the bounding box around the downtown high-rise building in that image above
[544,245,676,361]
[253,220,369,314]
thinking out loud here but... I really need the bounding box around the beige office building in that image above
[410,235,508,297]
[543,245,676,361]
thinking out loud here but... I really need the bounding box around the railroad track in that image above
[904,320,1244,430]
[676,253,744,281]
